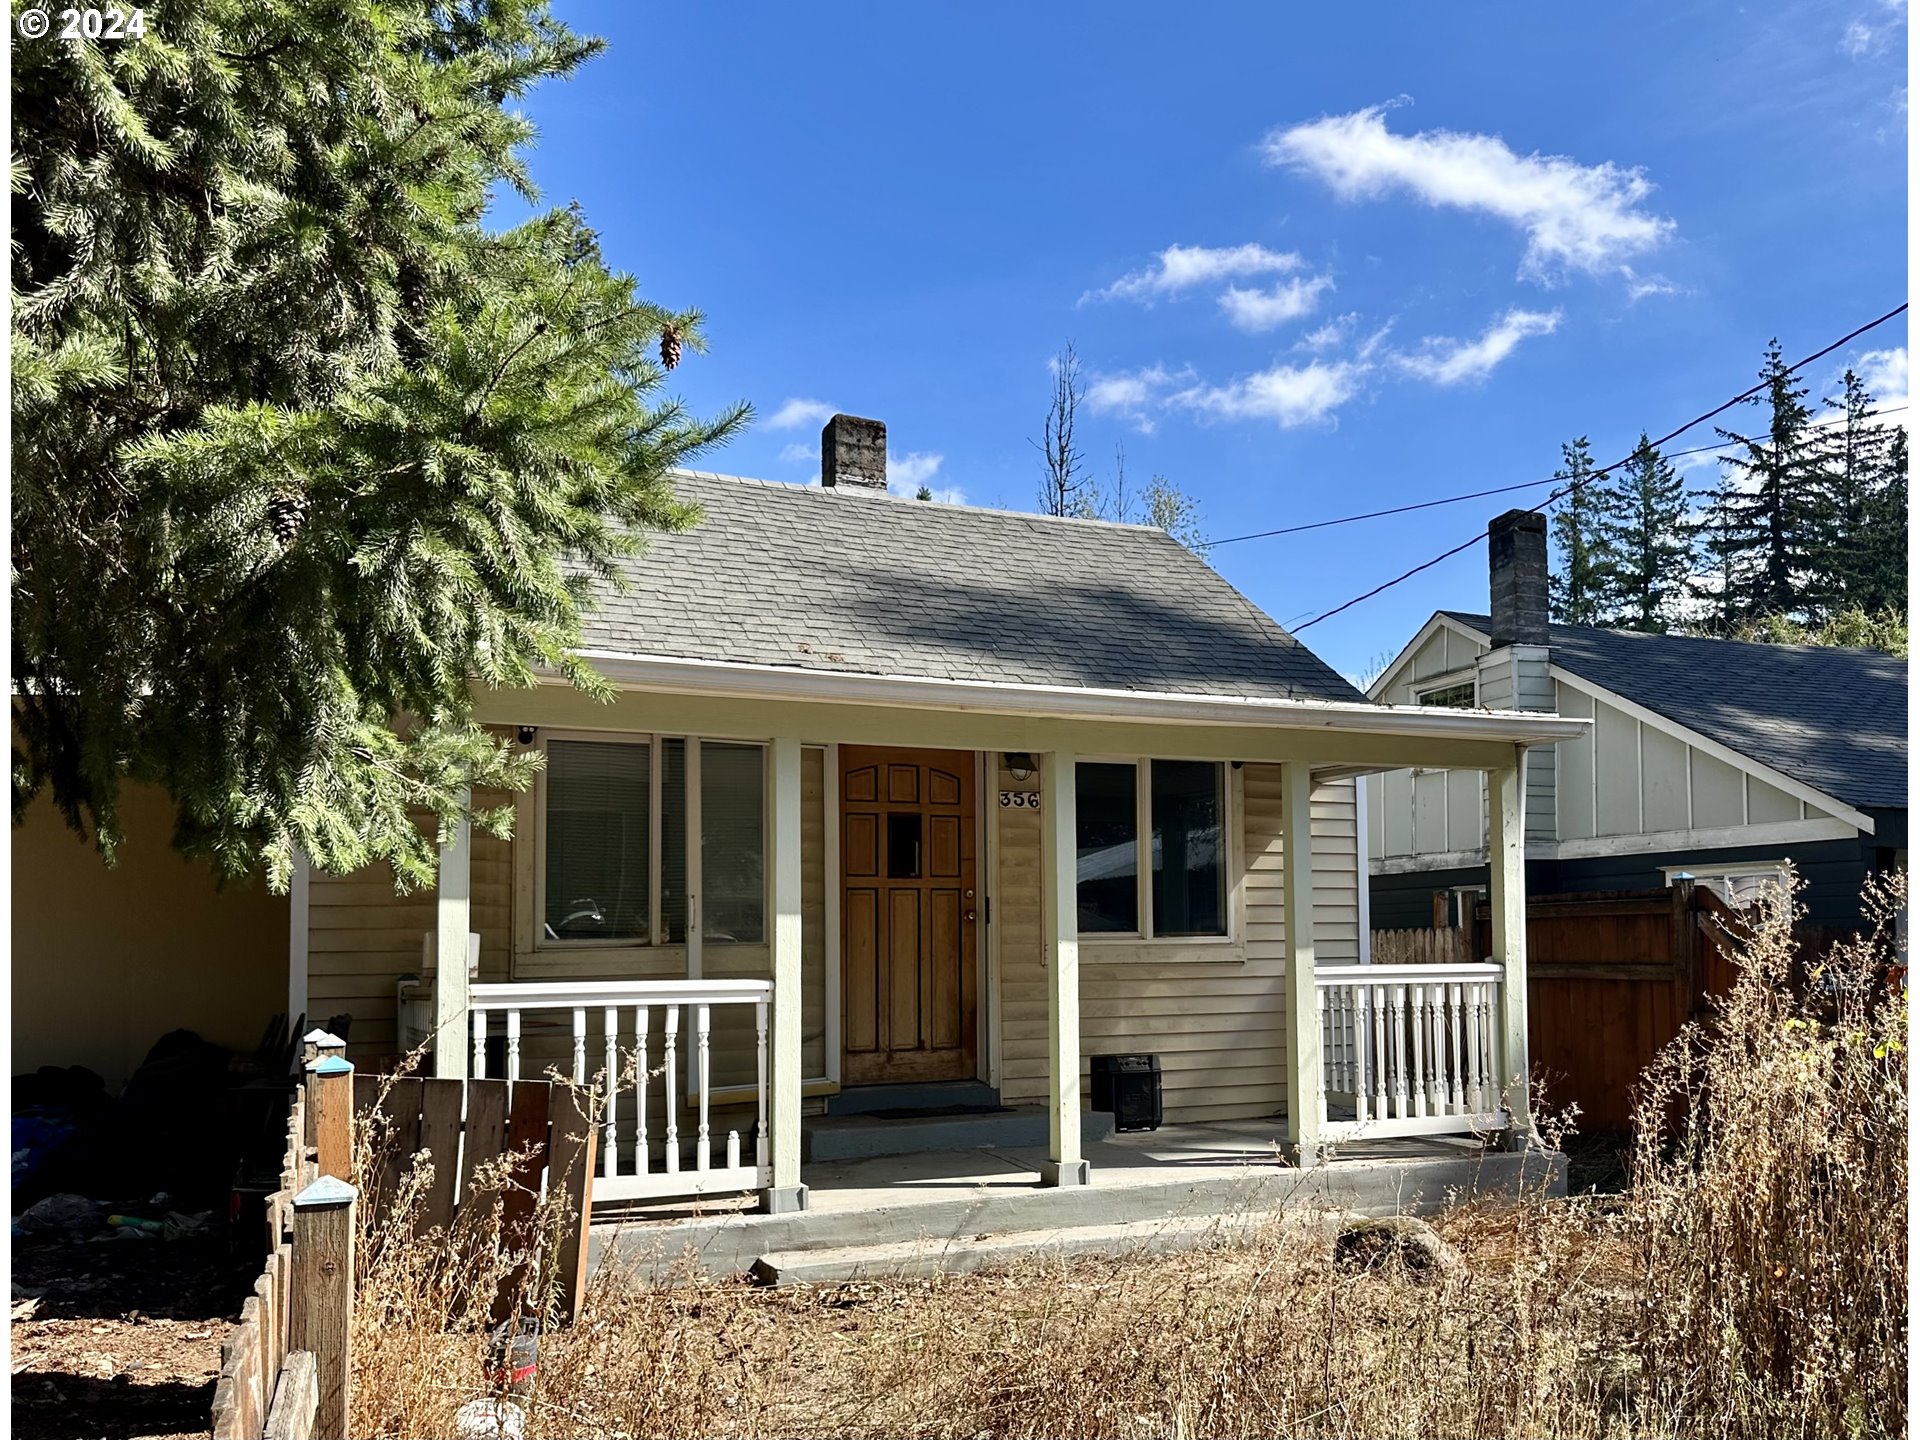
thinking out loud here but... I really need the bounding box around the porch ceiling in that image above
[472,659,1587,772]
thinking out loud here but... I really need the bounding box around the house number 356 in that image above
[998,791,1040,808]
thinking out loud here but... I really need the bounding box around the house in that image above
[282,419,1582,1214]
[1365,509,1908,933]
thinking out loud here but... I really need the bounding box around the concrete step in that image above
[804,1105,1116,1162]
[823,1081,1003,1117]
[750,1211,1283,1286]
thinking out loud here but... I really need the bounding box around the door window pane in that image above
[1151,760,1226,937]
[1076,762,1138,933]
[701,742,765,943]
[544,740,650,941]
[887,813,922,878]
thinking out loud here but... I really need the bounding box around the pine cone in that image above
[267,493,308,547]
[659,323,682,372]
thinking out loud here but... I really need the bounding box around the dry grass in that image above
[350,875,1907,1439]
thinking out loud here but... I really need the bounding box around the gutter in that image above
[565,649,1590,747]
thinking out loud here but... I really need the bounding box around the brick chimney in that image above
[821,415,887,492]
[1488,509,1549,648]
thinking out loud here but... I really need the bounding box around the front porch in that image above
[586,1117,1566,1283]
[393,673,1584,1224]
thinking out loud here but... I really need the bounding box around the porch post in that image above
[1488,748,1533,1142]
[1280,762,1322,1167]
[433,790,471,1080]
[1038,750,1088,1186]
[762,736,809,1213]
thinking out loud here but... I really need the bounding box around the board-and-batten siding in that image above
[994,764,1361,1125]
[304,749,829,1085]
[1367,622,1820,865]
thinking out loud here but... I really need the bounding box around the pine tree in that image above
[1594,434,1691,630]
[11,3,747,889]
[1547,437,1612,625]
[1695,341,1823,626]
[1809,371,1907,615]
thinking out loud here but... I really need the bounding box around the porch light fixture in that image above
[517,725,538,745]
[1003,752,1036,782]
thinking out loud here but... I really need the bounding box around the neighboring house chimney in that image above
[821,414,888,492]
[1488,509,1549,648]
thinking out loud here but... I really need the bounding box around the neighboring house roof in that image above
[576,470,1367,704]
[1441,611,1909,810]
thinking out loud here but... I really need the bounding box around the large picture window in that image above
[541,736,767,947]
[1075,759,1229,940]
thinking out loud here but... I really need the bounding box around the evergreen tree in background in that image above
[1808,370,1907,616]
[12,3,746,888]
[1694,341,1823,627]
[1594,434,1691,630]
[1547,437,1612,625]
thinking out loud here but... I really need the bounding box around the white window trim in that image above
[1075,756,1239,946]
[1661,859,1793,907]
[532,730,771,955]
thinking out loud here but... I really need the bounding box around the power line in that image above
[1206,406,1906,548]
[1289,303,1910,633]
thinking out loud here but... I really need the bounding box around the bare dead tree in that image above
[1034,341,1089,517]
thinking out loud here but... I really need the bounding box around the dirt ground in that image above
[10,1229,254,1440]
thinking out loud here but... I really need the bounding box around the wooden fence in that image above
[210,1046,597,1440]
[1370,927,1475,966]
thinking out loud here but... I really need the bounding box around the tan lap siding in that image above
[995,764,1361,1125]
[306,791,513,1066]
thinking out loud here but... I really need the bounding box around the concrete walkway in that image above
[588,1119,1565,1282]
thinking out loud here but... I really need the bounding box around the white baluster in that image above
[572,1008,587,1085]
[1448,982,1467,1113]
[506,1010,521,1088]
[472,1008,487,1079]
[727,1131,741,1170]
[1314,983,1329,1128]
[1465,983,1485,1114]
[696,1003,712,1172]
[1353,986,1370,1122]
[755,1000,769,1168]
[602,1007,619,1179]
[1371,984,1389,1120]
[1410,984,1428,1118]
[664,1005,680,1174]
[1389,984,1408,1118]
[634,1006,650,1175]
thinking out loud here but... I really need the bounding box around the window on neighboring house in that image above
[1662,861,1790,910]
[542,736,767,946]
[1075,759,1229,939]
[1417,679,1477,709]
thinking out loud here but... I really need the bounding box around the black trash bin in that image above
[1091,1053,1162,1132]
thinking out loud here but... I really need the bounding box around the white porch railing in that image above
[1315,963,1508,1140]
[469,979,773,1205]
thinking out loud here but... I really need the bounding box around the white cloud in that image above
[1090,243,1303,303]
[1842,18,1880,55]
[1264,104,1674,281]
[1394,308,1561,385]
[765,397,837,430]
[1085,363,1191,433]
[1856,346,1908,410]
[777,441,814,464]
[1622,268,1682,302]
[886,450,964,503]
[1296,313,1359,351]
[1174,358,1367,428]
[1218,274,1336,332]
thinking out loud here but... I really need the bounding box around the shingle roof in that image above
[575,471,1366,703]
[1442,612,1908,809]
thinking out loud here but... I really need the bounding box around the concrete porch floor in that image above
[588,1119,1567,1283]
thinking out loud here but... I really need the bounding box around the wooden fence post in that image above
[290,1177,355,1440]
[308,1057,355,1183]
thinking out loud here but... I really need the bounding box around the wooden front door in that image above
[840,747,979,1085]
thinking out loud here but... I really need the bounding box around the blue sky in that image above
[512,1,1909,681]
